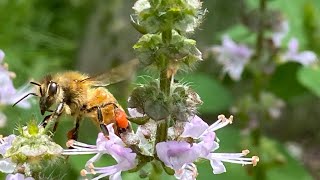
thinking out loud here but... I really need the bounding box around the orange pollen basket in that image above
[115,109,129,128]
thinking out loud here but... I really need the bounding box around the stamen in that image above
[66,140,74,148]
[242,149,250,155]
[217,114,226,121]
[90,168,97,175]
[252,156,259,166]
[228,115,233,124]
[62,150,98,155]
[209,152,258,166]
[80,169,87,176]
[71,140,97,148]
[88,163,95,169]
[206,115,233,133]
[219,157,256,165]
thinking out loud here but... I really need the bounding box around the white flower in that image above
[186,0,202,9]
[132,0,151,13]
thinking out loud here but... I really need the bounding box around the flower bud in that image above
[132,0,205,34]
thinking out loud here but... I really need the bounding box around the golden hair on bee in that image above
[13,59,139,140]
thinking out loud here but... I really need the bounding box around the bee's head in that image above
[12,75,61,115]
[38,77,60,115]
[32,75,62,115]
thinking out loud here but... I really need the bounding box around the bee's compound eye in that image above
[48,82,58,96]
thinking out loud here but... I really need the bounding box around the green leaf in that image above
[297,67,320,97]
[269,63,306,100]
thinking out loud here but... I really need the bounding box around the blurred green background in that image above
[1,0,320,179]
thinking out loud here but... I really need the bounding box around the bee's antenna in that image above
[30,81,43,96]
[12,93,38,107]
[30,81,41,86]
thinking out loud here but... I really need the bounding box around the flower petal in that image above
[128,108,145,118]
[174,163,198,180]
[0,159,16,174]
[5,173,35,180]
[0,49,4,63]
[180,115,208,138]
[214,35,252,81]
[156,141,199,170]
[209,159,226,174]
[0,112,7,128]
[0,135,16,156]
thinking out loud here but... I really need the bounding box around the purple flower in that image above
[156,141,200,170]
[210,36,253,81]
[128,107,145,118]
[0,135,15,156]
[156,115,259,174]
[281,38,317,66]
[0,49,32,127]
[63,124,137,180]
[6,173,34,180]
[0,135,16,174]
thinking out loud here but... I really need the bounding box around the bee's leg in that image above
[53,121,60,133]
[67,116,82,140]
[39,102,64,129]
[39,114,51,128]
[97,106,109,136]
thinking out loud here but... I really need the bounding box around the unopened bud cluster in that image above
[0,121,63,177]
[133,32,202,73]
[132,0,205,34]
[129,80,202,122]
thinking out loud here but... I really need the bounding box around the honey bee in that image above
[13,60,139,140]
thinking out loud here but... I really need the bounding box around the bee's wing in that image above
[80,59,139,86]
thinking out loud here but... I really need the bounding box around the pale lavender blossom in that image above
[0,112,7,129]
[156,115,259,175]
[0,135,15,156]
[0,135,16,174]
[128,107,145,118]
[272,21,289,48]
[174,163,198,180]
[210,36,253,81]
[281,38,317,66]
[6,173,34,180]
[0,49,32,127]
[0,159,16,174]
[63,124,137,180]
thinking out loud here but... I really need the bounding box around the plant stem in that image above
[252,0,267,145]
[149,160,163,180]
[154,30,173,154]
[252,0,267,180]
[160,57,171,96]
[255,0,267,58]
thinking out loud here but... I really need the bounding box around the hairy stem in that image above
[154,30,173,156]
[255,0,266,58]
[149,160,163,180]
[252,0,267,180]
